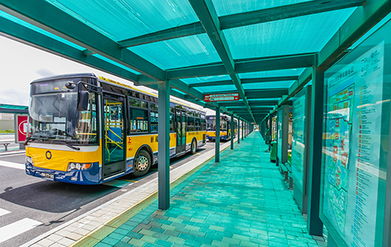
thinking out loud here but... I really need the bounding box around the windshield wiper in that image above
[65,142,80,151]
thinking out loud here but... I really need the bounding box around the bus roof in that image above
[98,75,204,113]
[30,73,204,113]
[31,73,96,83]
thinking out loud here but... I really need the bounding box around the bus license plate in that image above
[41,172,54,180]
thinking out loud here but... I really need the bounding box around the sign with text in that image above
[16,115,28,143]
[204,93,240,102]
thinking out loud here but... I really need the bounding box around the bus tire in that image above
[133,149,151,177]
[191,138,197,154]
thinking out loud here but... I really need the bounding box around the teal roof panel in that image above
[224,9,356,59]
[0,10,84,51]
[182,75,231,85]
[197,85,237,93]
[248,98,281,102]
[243,81,294,90]
[212,0,310,16]
[1,10,140,75]
[47,0,199,41]
[93,54,140,75]
[248,98,280,101]
[129,34,221,70]
[239,69,304,78]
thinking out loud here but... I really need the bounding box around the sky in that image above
[0,35,214,114]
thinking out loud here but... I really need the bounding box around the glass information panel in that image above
[292,90,306,190]
[321,19,391,247]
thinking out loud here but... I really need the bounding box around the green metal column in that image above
[215,107,220,162]
[158,81,170,210]
[306,60,324,236]
[237,118,240,144]
[230,114,234,150]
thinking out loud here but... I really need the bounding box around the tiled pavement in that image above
[84,132,325,247]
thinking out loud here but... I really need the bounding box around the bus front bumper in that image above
[207,135,229,141]
[25,162,101,185]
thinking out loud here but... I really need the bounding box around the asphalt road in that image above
[0,142,222,247]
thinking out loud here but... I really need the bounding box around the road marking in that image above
[103,180,133,188]
[0,161,24,170]
[0,152,25,157]
[0,218,42,243]
[0,208,10,217]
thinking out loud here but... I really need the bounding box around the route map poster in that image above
[322,42,385,247]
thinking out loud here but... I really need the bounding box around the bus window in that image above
[221,121,227,131]
[77,93,98,143]
[129,97,148,109]
[150,111,158,133]
[170,108,175,131]
[187,112,195,131]
[195,117,201,131]
[129,108,148,133]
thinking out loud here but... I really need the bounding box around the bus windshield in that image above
[206,116,227,131]
[29,92,98,144]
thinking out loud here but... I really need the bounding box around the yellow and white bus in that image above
[205,115,236,142]
[25,73,206,184]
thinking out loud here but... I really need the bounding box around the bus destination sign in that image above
[204,93,240,102]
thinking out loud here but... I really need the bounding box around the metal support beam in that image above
[306,60,324,236]
[189,76,299,88]
[167,53,315,79]
[230,114,234,150]
[158,82,170,210]
[188,0,255,123]
[215,107,221,162]
[117,0,365,47]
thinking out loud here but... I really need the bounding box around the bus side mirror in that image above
[78,91,89,111]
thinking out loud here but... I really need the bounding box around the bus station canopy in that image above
[1,0,390,123]
[0,104,28,114]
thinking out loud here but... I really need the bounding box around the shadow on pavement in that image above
[0,181,119,213]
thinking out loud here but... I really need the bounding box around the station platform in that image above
[66,132,324,247]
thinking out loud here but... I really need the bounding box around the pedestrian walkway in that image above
[78,132,325,247]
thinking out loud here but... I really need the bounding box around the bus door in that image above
[175,109,187,154]
[102,94,126,178]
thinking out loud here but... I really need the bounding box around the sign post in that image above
[15,115,28,144]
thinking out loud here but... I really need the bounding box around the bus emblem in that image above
[45,151,52,160]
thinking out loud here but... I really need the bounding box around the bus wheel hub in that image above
[136,156,148,170]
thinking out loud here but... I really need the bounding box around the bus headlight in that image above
[26,156,33,164]
[67,162,92,171]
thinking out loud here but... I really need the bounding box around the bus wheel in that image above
[133,150,151,176]
[191,139,197,154]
